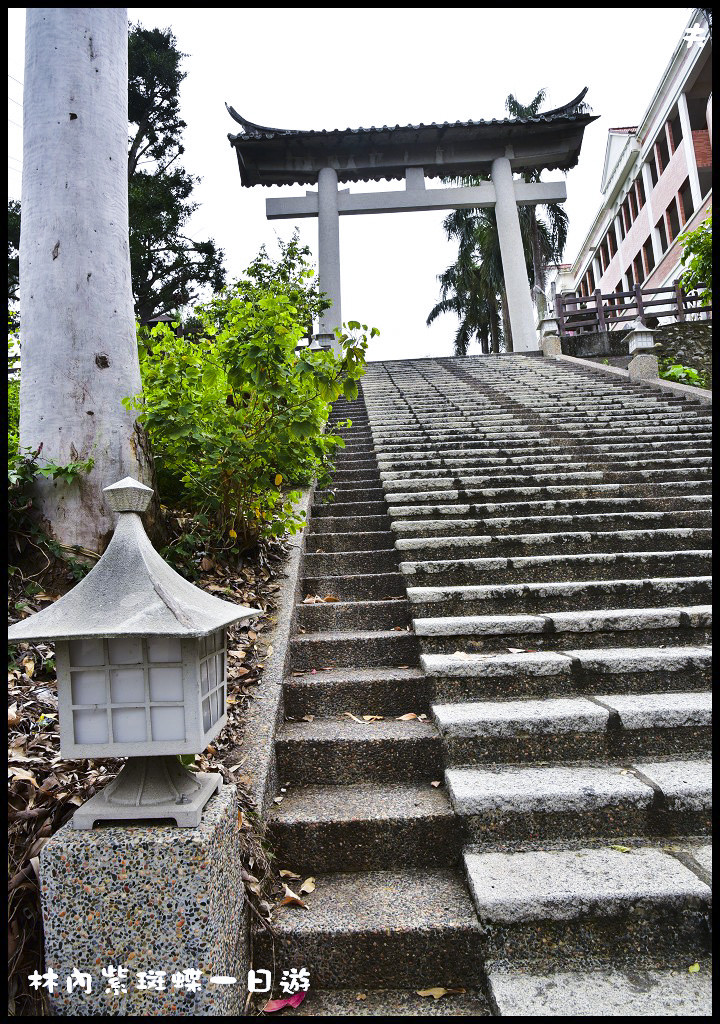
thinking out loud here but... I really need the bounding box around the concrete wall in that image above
[561,321,712,383]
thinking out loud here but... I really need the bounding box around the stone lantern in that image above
[7,477,258,829]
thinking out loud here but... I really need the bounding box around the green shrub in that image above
[678,213,711,305]
[658,358,708,389]
[126,242,375,552]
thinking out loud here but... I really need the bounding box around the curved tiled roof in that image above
[227,91,598,187]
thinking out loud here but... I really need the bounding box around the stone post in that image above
[317,166,342,351]
[491,156,539,352]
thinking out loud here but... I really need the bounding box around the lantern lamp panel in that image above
[149,666,184,702]
[110,667,145,703]
[108,636,143,664]
[147,636,182,663]
[151,705,185,741]
[71,670,106,705]
[74,708,109,744]
[69,638,105,666]
[112,707,147,743]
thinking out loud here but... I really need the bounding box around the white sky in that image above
[8,7,693,361]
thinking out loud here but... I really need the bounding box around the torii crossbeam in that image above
[227,94,597,352]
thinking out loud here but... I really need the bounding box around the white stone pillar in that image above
[641,162,663,267]
[677,92,703,210]
[317,166,342,350]
[491,156,538,352]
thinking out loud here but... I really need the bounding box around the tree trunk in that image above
[490,305,500,354]
[500,288,513,352]
[20,8,158,555]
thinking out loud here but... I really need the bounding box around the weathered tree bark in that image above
[20,8,158,555]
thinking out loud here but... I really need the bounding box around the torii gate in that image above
[227,92,596,353]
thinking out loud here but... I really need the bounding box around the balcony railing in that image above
[554,281,711,336]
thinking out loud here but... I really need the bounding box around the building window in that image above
[679,178,694,224]
[697,168,712,199]
[628,190,637,221]
[656,216,668,253]
[646,158,658,189]
[669,109,683,152]
[656,133,670,174]
[666,198,681,242]
[634,253,645,284]
[643,237,655,275]
[635,176,645,209]
[608,224,617,257]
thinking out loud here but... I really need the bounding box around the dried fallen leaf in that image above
[303,594,317,604]
[343,712,364,724]
[279,869,301,880]
[609,845,632,853]
[21,658,35,678]
[416,987,465,999]
[299,877,316,894]
[323,594,340,603]
[273,796,284,805]
[278,884,307,908]
[507,647,527,654]
[430,781,442,788]
[356,993,367,1001]
[397,712,418,720]
[362,715,383,722]
[302,715,315,722]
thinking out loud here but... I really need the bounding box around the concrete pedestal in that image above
[39,784,247,1016]
[541,335,563,357]
[628,352,659,380]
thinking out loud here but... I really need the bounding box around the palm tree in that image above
[427,207,502,355]
[430,89,590,352]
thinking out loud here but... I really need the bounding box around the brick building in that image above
[553,8,711,312]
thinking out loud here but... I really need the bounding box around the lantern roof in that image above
[8,478,259,642]
[226,89,598,187]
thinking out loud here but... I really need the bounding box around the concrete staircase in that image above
[260,354,711,1016]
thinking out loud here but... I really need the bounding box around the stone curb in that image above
[231,482,316,818]
[548,352,713,404]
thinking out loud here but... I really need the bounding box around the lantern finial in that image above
[103,476,154,513]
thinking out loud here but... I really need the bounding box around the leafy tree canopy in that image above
[128,23,226,322]
[8,199,20,309]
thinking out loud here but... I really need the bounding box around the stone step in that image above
[385,480,712,509]
[276,717,442,783]
[304,548,400,576]
[396,527,711,561]
[309,514,391,534]
[287,988,491,1016]
[392,509,711,538]
[255,868,483,988]
[306,530,395,553]
[380,456,712,480]
[421,645,712,701]
[375,438,713,460]
[463,845,711,969]
[284,665,429,718]
[298,597,411,632]
[290,629,419,671]
[316,486,387,503]
[400,548,711,587]
[301,571,407,602]
[407,576,712,617]
[445,758,711,842]
[383,468,712,497]
[269,782,460,872]
[487,966,712,1017]
[389,493,711,522]
[373,431,714,454]
[414,604,712,654]
[312,500,389,518]
[432,691,712,765]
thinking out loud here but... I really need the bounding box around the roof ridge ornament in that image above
[225,103,300,135]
